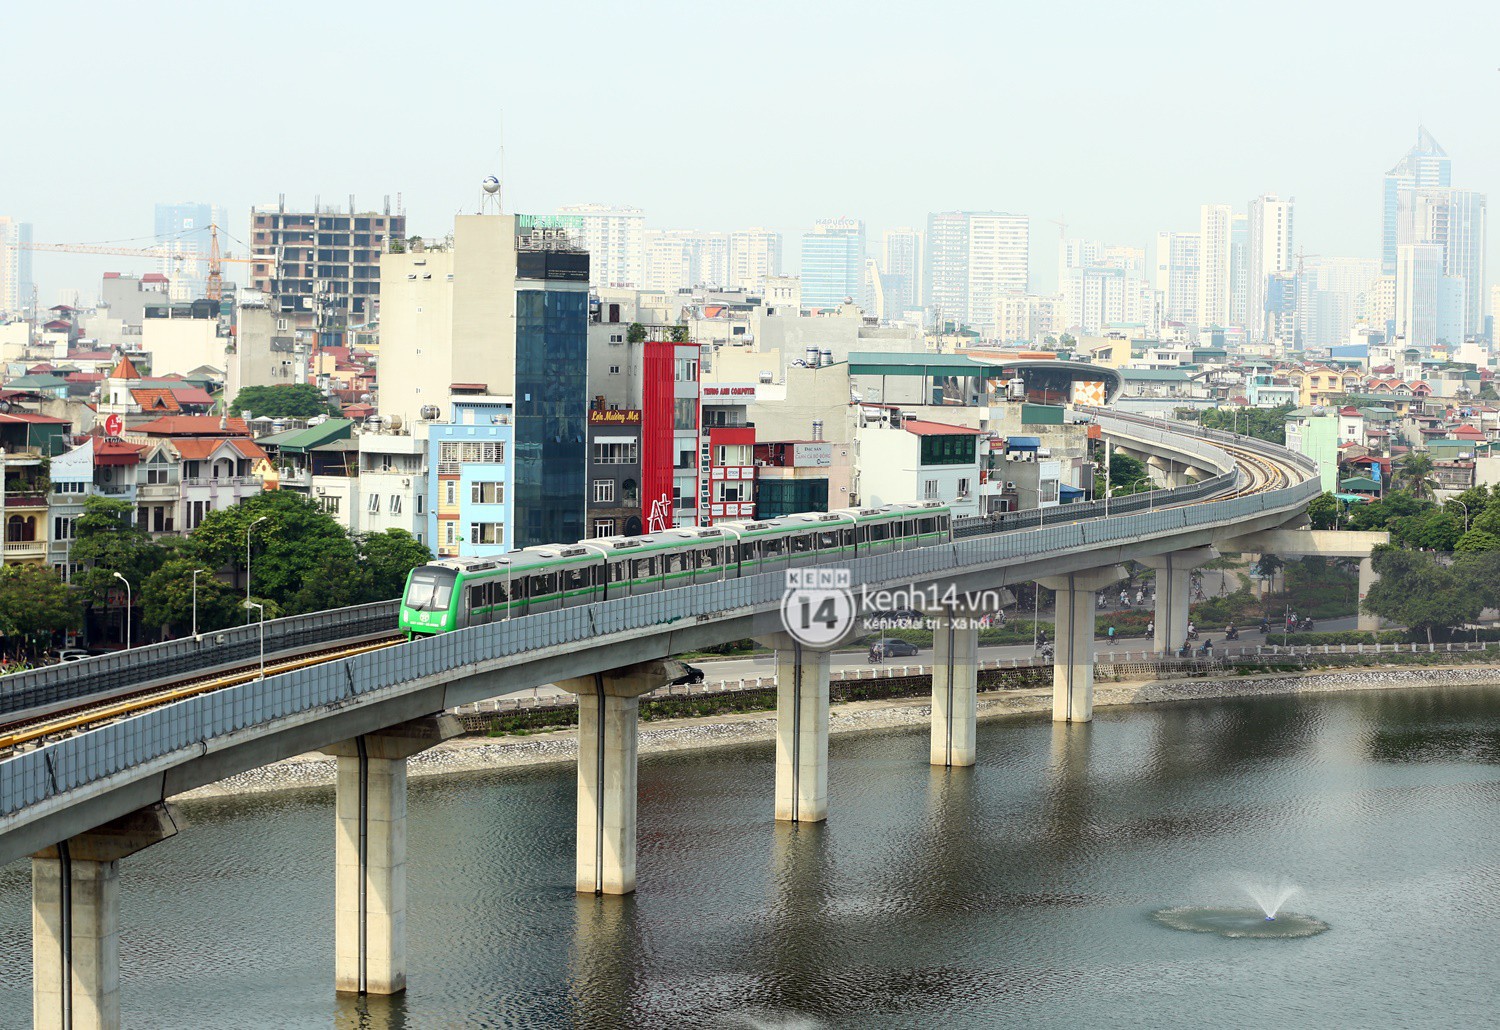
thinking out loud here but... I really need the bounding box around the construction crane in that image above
[8,224,259,301]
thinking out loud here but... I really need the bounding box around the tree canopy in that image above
[228,384,341,419]
[1187,404,1294,445]
[1363,545,1480,643]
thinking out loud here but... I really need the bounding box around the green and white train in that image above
[398,502,953,636]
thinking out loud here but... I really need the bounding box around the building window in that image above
[390,495,402,515]
[368,494,381,513]
[1041,480,1059,503]
[923,479,940,500]
[593,479,616,503]
[145,467,170,484]
[416,495,424,514]
[674,397,697,431]
[52,516,75,541]
[609,365,621,375]
[319,496,340,515]
[470,522,504,545]
[957,478,971,497]
[470,481,503,504]
[592,441,638,465]
[593,518,616,537]
[443,480,457,505]
[443,521,457,546]
[675,358,698,382]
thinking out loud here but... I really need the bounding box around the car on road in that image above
[671,663,706,685]
[869,638,921,659]
[52,648,92,663]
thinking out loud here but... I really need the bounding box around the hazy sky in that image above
[7,0,1499,303]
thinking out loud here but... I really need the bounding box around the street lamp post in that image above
[191,568,207,639]
[244,601,266,679]
[1453,500,1470,533]
[246,515,269,620]
[112,571,131,651]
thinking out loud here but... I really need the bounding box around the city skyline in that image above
[5,1,1498,305]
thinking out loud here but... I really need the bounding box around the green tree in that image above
[70,497,168,612]
[142,558,243,638]
[357,530,432,601]
[228,384,340,419]
[1455,529,1500,553]
[0,565,82,656]
[185,491,357,615]
[1363,545,1480,643]
[1388,509,1462,551]
[1393,452,1438,499]
[1307,492,1339,530]
[1189,404,1295,445]
[1345,491,1434,532]
[291,548,372,613]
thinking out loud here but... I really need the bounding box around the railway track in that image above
[4,430,1308,756]
[0,635,405,756]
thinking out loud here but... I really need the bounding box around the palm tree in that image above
[1394,452,1438,499]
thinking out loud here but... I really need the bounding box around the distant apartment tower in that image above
[924,212,970,322]
[800,218,866,310]
[1247,195,1295,343]
[0,217,33,317]
[728,229,781,292]
[154,202,224,301]
[558,203,646,289]
[964,213,1028,331]
[1395,243,1445,347]
[250,198,405,336]
[1154,232,1200,329]
[1383,127,1450,276]
[1197,204,1234,329]
[1398,187,1487,338]
[1228,213,1249,327]
[881,227,922,316]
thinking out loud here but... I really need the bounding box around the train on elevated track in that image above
[399,503,954,636]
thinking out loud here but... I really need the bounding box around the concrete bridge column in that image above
[1038,566,1125,723]
[32,803,180,1030]
[1358,557,1381,632]
[320,714,462,994]
[559,661,682,895]
[756,635,832,823]
[929,606,980,767]
[1142,547,1218,654]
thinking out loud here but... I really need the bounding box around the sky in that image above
[6,0,1500,304]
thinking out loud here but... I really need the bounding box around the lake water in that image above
[3,685,1500,1028]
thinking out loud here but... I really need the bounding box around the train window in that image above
[631,557,655,579]
[563,566,590,591]
[495,579,512,603]
[665,552,686,574]
[937,514,950,531]
[737,541,757,562]
[869,522,889,542]
[762,537,783,557]
[840,528,855,547]
[791,534,812,553]
[530,573,557,597]
[918,517,936,535]
[697,549,719,569]
[855,525,869,543]
[609,561,628,583]
[818,531,838,549]
[404,567,456,611]
[470,584,488,608]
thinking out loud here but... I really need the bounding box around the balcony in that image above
[137,482,179,500]
[3,539,46,559]
[5,494,48,510]
[95,484,135,497]
[182,477,258,488]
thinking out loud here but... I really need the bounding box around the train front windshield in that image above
[404,567,456,611]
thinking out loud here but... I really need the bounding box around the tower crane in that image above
[7,224,261,301]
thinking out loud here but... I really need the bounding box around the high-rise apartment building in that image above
[800,218,866,310]
[249,199,406,336]
[1197,204,1234,329]
[1383,127,1450,276]
[1247,195,1295,344]
[558,203,646,289]
[1154,232,1200,329]
[1398,187,1487,338]
[728,229,781,292]
[154,202,224,301]
[379,214,590,550]
[1298,257,1381,350]
[1229,213,1249,327]
[1060,240,1156,336]
[964,214,1028,330]
[925,212,971,321]
[881,227,922,317]
[0,217,34,317]
[1395,243,1444,347]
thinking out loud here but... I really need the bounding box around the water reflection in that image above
[570,895,642,1029]
[333,993,408,1030]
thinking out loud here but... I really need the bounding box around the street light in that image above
[1126,477,1155,510]
[191,568,208,640]
[246,515,269,620]
[112,571,132,651]
[244,600,266,679]
[1452,499,1470,533]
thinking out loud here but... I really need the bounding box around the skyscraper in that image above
[1197,204,1233,329]
[924,212,970,321]
[1398,187,1487,338]
[155,201,225,300]
[0,217,33,317]
[1229,213,1249,328]
[1395,243,1444,347]
[1154,232,1200,329]
[728,229,781,292]
[881,227,922,316]
[1247,195,1295,344]
[557,203,646,289]
[1382,127,1450,276]
[799,218,866,310]
[964,213,1028,330]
